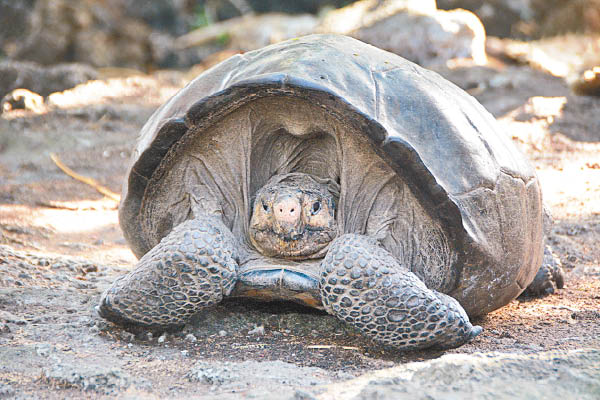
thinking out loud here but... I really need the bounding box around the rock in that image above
[6,0,152,70]
[0,0,234,69]
[437,0,600,39]
[317,0,437,33]
[536,0,600,37]
[323,349,600,400]
[316,0,487,66]
[187,360,333,389]
[148,31,211,69]
[487,34,600,89]
[71,18,152,69]
[43,363,132,395]
[248,325,265,336]
[0,60,98,99]
[120,0,191,35]
[185,333,197,342]
[437,0,538,38]
[187,362,234,385]
[1,89,46,114]
[175,13,318,53]
[207,0,353,18]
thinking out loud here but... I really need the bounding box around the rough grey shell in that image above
[119,34,543,317]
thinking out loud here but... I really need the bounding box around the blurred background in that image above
[1,0,600,99]
[0,3,599,395]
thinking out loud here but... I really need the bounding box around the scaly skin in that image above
[320,234,481,350]
[99,173,481,350]
[97,216,238,328]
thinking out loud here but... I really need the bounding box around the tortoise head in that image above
[249,173,338,260]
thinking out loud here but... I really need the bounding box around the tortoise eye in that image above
[311,201,321,215]
[262,202,269,212]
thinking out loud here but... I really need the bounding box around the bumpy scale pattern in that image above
[98,217,238,328]
[319,234,480,350]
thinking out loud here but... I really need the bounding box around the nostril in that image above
[290,208,295,213]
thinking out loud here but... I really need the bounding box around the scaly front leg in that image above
[319,234,481,350]
[98,217,239,329]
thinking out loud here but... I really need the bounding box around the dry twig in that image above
[49,153,120,202]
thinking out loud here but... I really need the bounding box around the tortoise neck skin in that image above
[248,173,338,260]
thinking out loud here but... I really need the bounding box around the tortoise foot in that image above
[319,234,481,350]
[97,217,239,328]
[522,245,565,297]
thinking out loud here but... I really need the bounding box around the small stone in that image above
[247,326,265,336]
[218,330,227,337]
[185,333,197,342]
[157,333,167,343]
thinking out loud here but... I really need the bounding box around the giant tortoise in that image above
[98,34,552,350]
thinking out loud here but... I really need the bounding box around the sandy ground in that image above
[0,55,599,398]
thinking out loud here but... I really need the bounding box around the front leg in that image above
[320,234,481,350]
[97,216,239,329]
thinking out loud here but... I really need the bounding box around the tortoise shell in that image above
[119,34,543,317]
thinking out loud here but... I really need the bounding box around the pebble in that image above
[185,333,197,342]
[248,326,265,336]
[218,330,227,337]
[158,333,167,343]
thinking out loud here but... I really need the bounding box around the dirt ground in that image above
[0,52,599,398]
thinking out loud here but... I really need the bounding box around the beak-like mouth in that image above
[279,231,303,242]
[249,224,335,260]
[272,220,304,241]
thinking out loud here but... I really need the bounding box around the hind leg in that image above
[319,234,481,350]
[97,216,238,329]
[522,245,565,297]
